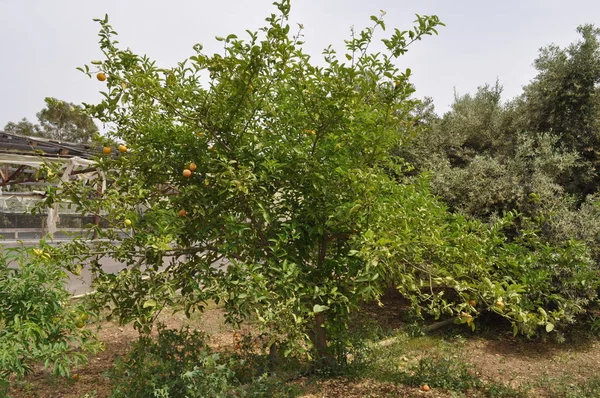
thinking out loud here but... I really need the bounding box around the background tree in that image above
[3,97,98,144]
[3,118,41,137]
[521,24,600,195]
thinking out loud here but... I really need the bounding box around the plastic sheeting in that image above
[0,154,105,234]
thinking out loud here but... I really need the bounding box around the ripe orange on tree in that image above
[178,209,187,217]
[119,144,127,153]
[96,72,107,82]
[189,162,197,171]
[102,146,112,155]
[182,169,192,178]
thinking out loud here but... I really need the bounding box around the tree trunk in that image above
[268,343,280,370]
[313,312,333,366]
[423,316,459,333]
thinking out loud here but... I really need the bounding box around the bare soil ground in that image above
[8,294,600,398]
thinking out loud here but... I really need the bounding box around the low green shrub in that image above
[0,243,100,394]
[108,324,297,398]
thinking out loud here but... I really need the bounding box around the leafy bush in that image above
[427,132,578,220]
[362,193,600,337]
[392,44,600,336]
[0,243,100,394]
[108,324,297,398]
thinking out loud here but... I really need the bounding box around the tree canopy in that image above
[3,97,98,143]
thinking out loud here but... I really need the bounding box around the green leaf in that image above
[143,299,157,309]
[313,305,329,313]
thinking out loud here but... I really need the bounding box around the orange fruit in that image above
[119,144,127,153]
[422,384,431,392]
[102,147,111,155]
[182,169,192,178]
[178,209,187,217]
[96,72,107,82]
[189,162,197,171]
[72,373,79,381]
[469,299,477,307]
[75,319,85,328]
[495,301,505,310]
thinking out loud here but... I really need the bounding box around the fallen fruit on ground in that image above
[124,219,132,227]
[422,384,431,392]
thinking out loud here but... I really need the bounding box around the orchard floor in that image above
[8,294,600,398]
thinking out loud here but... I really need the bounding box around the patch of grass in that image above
[536,374,600,398]
[483,382,529,398]
[399,357,528,397]
[400,356,480,390]
[361,332,463,382]
[360,332,527,397]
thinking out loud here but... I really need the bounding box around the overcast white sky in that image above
[0,0,599,128]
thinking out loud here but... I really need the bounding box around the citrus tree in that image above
[44,1,445,362]
[37,2,600,369]
[0,243,100,393]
